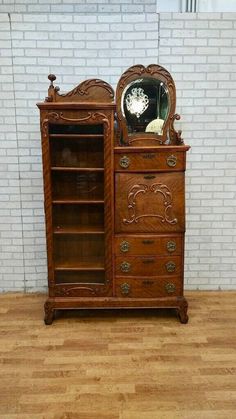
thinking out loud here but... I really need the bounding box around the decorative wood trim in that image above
[123,183,178,226]
[116,64,184,146]
[45,75,114,103]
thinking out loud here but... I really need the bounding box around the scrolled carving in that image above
[45,75,114,103]
[41,111,110,138]
[123,182,178,226]
[55,286,96,297]
[169,113,184,145]
[116,64,181,146]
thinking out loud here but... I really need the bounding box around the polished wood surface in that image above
[115,172,185,233]
[114,234,182,256]
[38,70,189,324]
[0,292,236,419]
[115,255,182,277]
[114,149,186,172]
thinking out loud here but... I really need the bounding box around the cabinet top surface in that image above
[37,102,116,110]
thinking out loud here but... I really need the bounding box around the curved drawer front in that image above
[114,151,185,172]
[115,235,182,256]
[116,277,183,298]
[115,255,182,277]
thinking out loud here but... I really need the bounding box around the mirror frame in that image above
[116,64,183,146]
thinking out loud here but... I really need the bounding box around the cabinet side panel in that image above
[40,111,54,296]
[104,110,115,296]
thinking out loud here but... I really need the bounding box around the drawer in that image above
[115,255,182,277]
[116,277,183,298]
[114,151,185,172]
[115,172,185,233]
[115,235,182,256]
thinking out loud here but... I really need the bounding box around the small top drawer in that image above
[115,235,182,256]
[114,150,186,172]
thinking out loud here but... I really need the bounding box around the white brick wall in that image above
[0,0,157,14]
[0,13,25,292]
[159,12,236,290]
[0,10,236,292]
[0,12,159,292]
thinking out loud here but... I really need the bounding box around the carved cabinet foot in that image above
[176,297,188,324]
[44,301,55,325]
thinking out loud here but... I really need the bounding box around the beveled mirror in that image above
[116,64,183,146]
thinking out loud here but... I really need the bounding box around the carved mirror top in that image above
[116,64,184,146]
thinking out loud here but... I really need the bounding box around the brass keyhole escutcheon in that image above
[120,261,131,273]
[120,282,131,295]
[119,155,130,169]
[166,261,176,272]
[167,241,176,252]
[167,154,177,167]
[120,241,130,253]
[165,282,176,294]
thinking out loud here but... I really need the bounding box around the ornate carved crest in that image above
[45,74,114,103]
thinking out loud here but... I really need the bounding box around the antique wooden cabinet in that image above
[37,65,190,324]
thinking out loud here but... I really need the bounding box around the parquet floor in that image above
[0,292,236,419]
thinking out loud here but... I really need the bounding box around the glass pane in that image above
[53,204,104,233]
[50,122,106,286]
[52,171,104,201]
[121,77,169,134]
[50,138,104,168]
[55,271,105,285]
[54,235,104,268]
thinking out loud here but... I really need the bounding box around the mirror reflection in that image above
[121,77,169,135]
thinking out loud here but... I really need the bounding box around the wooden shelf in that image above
[49,134,104,139]
[51,167,104,172]
[52,198,104,204]
[53,225,104,234]
[55,260,105,271]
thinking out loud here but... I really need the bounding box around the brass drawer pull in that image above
[120,282,131,295]
[166,261,176,272]
[167,155,177,167]
[142,258,155,264]
[165,283,176,294]
[120,241,130,253]
[119,155,130,169]
[120,261,131,273]
[142,239,154,245]
[142,280,154,285]
[143,175,156,180]
[167,241,176,252]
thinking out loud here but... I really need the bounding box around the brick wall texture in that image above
[0,9,236,291]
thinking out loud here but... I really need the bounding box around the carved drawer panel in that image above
[114,151,185,172]
[115,234,182,256]
[116,277,183,298]
[115,255,182,277]
[115,172,185,233]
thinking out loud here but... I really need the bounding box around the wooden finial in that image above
[45,74,57,102]
[48,74,56,86]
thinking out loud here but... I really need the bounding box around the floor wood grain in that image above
[0,292,236,419]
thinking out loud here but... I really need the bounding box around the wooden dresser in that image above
[37,65,190,324]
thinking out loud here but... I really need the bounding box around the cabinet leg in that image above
[44,301,55,325]
[176,297,188,324]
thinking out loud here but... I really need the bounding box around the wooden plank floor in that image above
[0,292,236,419]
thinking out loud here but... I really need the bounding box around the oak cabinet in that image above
[38,65,189,324]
